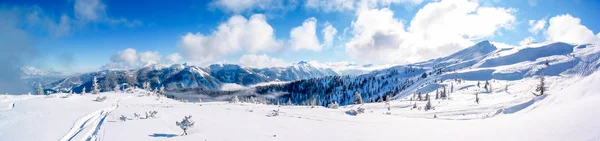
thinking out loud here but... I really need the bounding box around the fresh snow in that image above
[2,41,600,141]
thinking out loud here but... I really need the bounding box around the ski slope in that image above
[1,70,599,141]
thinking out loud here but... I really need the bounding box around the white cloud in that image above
[519,36,535,46]
[110,48,137,65]
[322,22,338,48]
[179,14,280,65]
[528,18,546,35]
[305,0,356,12]
[305,0,423,12]
[211,0,296,13]
[138,51,161,65]
[165,53,183,64]
[290,17,321,51]
[74,0,141,27]
[346,0,516,64]
[239,54,288,68]
[546,14,599,44]
[74,0,106,22]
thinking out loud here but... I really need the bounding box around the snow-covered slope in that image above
[1,68,599,141]
[250,41,600,106]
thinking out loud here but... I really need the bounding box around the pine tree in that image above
[159,85,165,95]
[37,83,44,95]
[533,73,547,96]
[484,80,490,92]
[92,76,100,94]
[81,87,86,95]
[475,92,480,104]
[417,92,422,101]
[114,85,120,93]
[287,98,292,106]
[477,81,480,88]
[377,95,383,103]
[435,89,439,99]
[450,83,454,93]
[354,91,363,104]
[425,97,432,111]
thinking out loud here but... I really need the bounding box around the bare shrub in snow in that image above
[267,109,280,117]
[94,96,107,102]
[145,111,158,119]
[176,115,195,136]
[120,115,128,121]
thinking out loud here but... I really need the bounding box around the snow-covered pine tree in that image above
[230,95,239,103]
[477,81,480,88]
[377,95,383,103]
[175,115,195,136]
[310,97,317,107]
[92,76,100,94]
[385,94,391,104]
[287,98,292,106]
[533,73,547,96]
[425,94,430,101]
[114,85,120,93]
[159,85,165,95]
[81,87,86,95]
[37,83,44,95]
[354,91,363,104]
[417,92,422,101]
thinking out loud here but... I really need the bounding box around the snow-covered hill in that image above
[244,41,600,106]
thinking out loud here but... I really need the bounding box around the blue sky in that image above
[1,0,600,73]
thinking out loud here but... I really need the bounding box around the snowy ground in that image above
[2,70,600,141]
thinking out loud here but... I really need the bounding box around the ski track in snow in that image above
[59,98,123,141]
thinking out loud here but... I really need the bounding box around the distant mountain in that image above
[46,62,339,93]
[20,66,61,76]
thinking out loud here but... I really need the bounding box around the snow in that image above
[2,41,600,141]
[2,69,599,141]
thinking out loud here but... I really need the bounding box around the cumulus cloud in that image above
[238,54,288,68]
[110,48,137,65]
[519,36,536,46]
[290,17,321,51]
[322,22,338,48]
[138,51,161,65]
[546,14,599,44]
[165,53,183,64]
[346,0,516,64]
[528,18,546,35]
[179,14,280,65]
